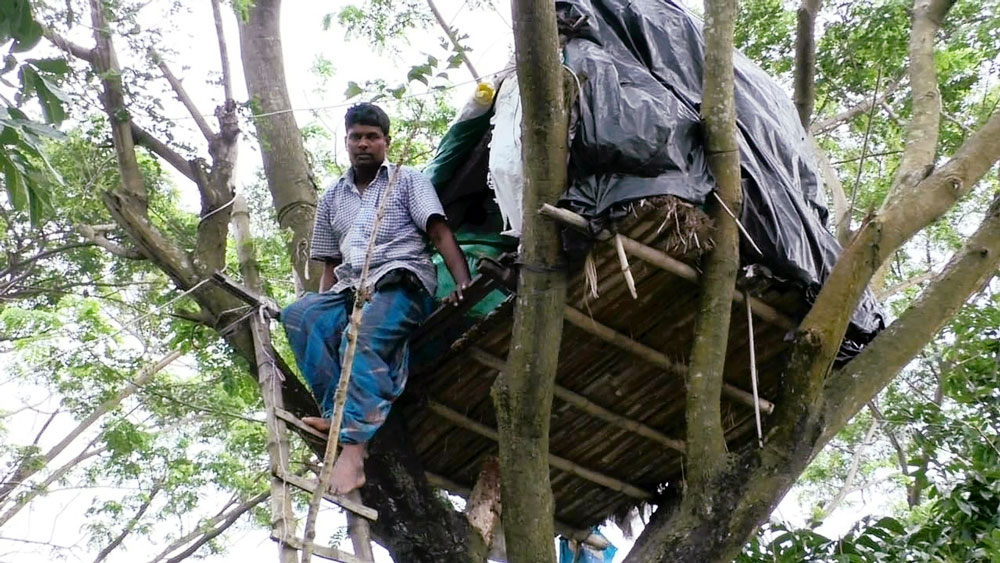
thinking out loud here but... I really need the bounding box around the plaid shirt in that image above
[310,163,444,295]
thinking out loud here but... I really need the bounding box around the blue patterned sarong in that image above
[282,283,434,444]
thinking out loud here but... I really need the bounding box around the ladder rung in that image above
[275,470,378,521]
[272,534,373,563]
[276,408,328,440]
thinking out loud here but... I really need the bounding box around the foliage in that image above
[1,0,72,224]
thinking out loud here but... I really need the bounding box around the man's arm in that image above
[318,260,339,293]
[426,216,471,305]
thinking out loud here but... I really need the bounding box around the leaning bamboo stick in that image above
[302,114,423,562]
[562,306,776,413]
[426,400,653,500]
[614,234,638,299]
[468,347,686,452]
[539,203,797,331]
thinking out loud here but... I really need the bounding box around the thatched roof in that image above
[403,197,806,534]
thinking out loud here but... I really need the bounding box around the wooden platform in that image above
[403,200,806,531]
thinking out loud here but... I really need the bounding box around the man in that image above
[282,103,471,495]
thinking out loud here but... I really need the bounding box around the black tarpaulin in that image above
[555,0,883,356]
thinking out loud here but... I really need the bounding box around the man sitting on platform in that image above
[282,103,471,495]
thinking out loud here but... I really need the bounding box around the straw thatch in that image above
[404,196,803,531]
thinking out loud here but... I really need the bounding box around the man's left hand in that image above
[443,280,471,307]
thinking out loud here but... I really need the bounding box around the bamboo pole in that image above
[614,234,638,299]
[562,306,775,414]
[426,400,653,500]
[231,195,298,563]
[539,204,796,331]
[468,347,686,452]
[301,116,423,562]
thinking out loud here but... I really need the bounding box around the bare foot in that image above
[302,416,331,433]
[329,443,366,495]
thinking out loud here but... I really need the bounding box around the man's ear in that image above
[385,135,391,146]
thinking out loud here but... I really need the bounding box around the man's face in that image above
[346,124,389,169]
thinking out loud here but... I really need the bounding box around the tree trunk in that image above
[236,0,321,293]
[363,409,488,562]
[492,1,569,561]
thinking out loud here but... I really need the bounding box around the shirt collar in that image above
[342,162,392,193]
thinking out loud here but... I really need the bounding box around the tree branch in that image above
[0,351,180,506]
[92,482,163,563]
[0,442,109,527]
[809,134,853,247]
[493,2,569,562]
[815,417,878,522]
[822,191,1000,443]
[149,50,215,143]
[793,0,821,128]
[889,0,956,196]
[787,107,1000,430]
[129,123,198,183]
[685,0,740,487]
[147,493,268,563]
[77,225,145,260]
[0,242,94,279]
[867,402,915,504]
[811,77,902,135]
[41,27,95,63]
[89,0,147,204]
[210,0,234,102]
[426,0,481,82]
[875,270,935,300]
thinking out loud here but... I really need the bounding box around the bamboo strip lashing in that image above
[467,347,685,453]
[614,234,638,299]
[426,400,653,499]
[538,203,797,331]
[562,306,776,414]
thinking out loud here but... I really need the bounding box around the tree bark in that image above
[492,1,569,561]
[684,0,741,489]
[793,0,821,128]
[236,0,321,293]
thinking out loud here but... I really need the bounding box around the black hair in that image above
[345,103,391,136]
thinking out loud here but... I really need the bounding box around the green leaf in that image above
[344,81,363,99]
[2,154,28,210]
[26,58,71,75]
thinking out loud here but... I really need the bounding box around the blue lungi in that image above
[282,282,434,444]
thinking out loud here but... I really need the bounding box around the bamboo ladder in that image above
[223,195,378,563]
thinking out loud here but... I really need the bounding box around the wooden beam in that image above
[426,400,653,500]
[274,534,371,563]
[539,203,797,331]
[468,347,686,452]
[563,307,776,414]
[274,470,378,521]
[275,408,326,440]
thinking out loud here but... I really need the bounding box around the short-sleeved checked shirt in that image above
[310,163,445,295]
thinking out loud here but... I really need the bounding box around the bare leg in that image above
[302,416,332,433]
[329,442,367,495]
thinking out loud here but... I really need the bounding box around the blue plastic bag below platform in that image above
[559,532,618,563]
